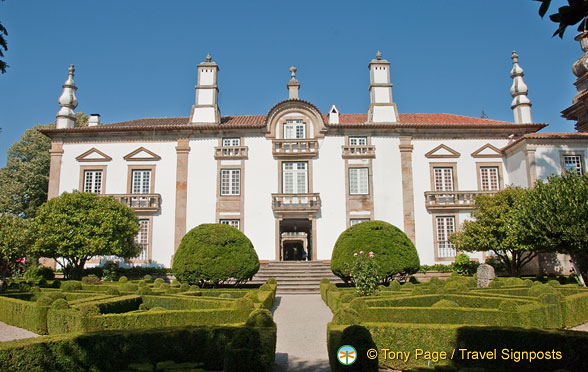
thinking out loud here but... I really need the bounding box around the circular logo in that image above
[337,345,357,365]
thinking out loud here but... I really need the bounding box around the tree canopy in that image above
[450,187,535,276]
[536,0,588,38]
[515,171,588,285]
[31,192,141,280]
[0,213,32,289]
[0,0,7,74]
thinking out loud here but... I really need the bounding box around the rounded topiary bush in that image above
[121,283,138,292]
[105,286,120,296]
[154,278,164,286]
[333,325,378,372]
[173,224,260,286]
[245,291,259,303]
[330,221,419,283]
[51,298,70,310]
[118,276,128,283]
[79,305,100,317]
[245,309,275,328]
[143,274,152,282]
[136,286,152,295]
[179,283,190,292]
[61,281,82,291]
[432,299,459,308]
[529,283,556,297]
[267,278,277,285]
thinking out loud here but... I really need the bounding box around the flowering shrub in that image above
[351,251,379,296]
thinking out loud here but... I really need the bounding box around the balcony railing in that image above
[424,190,496,210]
[272,193,321,214]
[341,145,376,158]
[214,146,248,160]
[272,139,319,158]
[109,194,161,212]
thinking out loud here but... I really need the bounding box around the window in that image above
[564,155,584,175]
[480,166,500,191]
[349,137,367,146]
[132,170,151,194]
[436,216,456,258]
[222,138,240,147]
[83,170,103,193]
[220,219,240,229]
[134,219,149,261]
[282,162,308,194]
[284,119,306,139]
[349,168,369,195]
[221,169,240,195]
[350,218,370,226]
[433,167,454,191]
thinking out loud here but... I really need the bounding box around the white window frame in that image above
[132,170,151,194]
[134,219,150,261]
[222,138,241,147]
[220,219,240,229]
[349,167,369,195]
[282,162,308,194]
[284,119,306,139]
[563,155,584,175]
[83,170,103,194]
[349,136,367,146]
[220,169,241,196]
[433,167,454,192]
[350,218,370,226]
[436,216,457,259]
[480,166,500,191]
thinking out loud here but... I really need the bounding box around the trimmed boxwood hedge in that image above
[0,295,49,334]
[0,325,276,372]
[330,220,420,283]
[173,224,260,286]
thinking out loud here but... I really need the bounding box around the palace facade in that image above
[41,49,588,271]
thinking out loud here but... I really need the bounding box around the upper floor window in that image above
[132,170,151,194]
[221,169,241,195]
[134,219,150,261]
[564,155,584,175]
[436,216,456,259]
[283,162,308,194]
[349,137,367,146]
[284,119,306,139]
[222,138,241,147]
[220,219,240,229]
[349,167,369,195]
[480,166,500,191]
[83,170,103,194]
[433,167,454,191]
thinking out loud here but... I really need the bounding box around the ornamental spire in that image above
[510,51,532,124]
[55,64,78,129]
[287,65,300,100]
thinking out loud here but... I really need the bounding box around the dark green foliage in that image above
[179,283,190,292]
[60,281,82,291]
[329,325,378,372]
[24,266,55,281]
[331,221,419,283]
[0,325,276,372]
[245,309,275,328]
[224,327,274,372]
[451,253,479,275]
[173,224,259,287]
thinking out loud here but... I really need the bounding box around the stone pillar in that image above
[47,141,64,199]
[525,145,537,187]
[399,136,416,244]
[174,138,190,252]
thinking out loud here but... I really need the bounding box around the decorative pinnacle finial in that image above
[206,53,212,62]
[68,64,75,77]
[376,50,382,60]
[511,50,518,64]
[290,65,297,79]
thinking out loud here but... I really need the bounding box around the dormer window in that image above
[284,119,306,139]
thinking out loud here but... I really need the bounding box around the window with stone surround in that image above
[563,155,584,175]
[284,119,306,139]
[435,216,456,259]
[134,219,150,261]
[433,167,454,191]
[132,170,151,194]
[282,162,308,194]
[222,138,240,147]
[220,219,240,229]
[220,169,241,196]
[349,136,367,146]
[349,167,369,195]
[83,170,103,194]
[479,166,500,191]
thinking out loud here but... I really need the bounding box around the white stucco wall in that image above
[185,138,218,233]
[243,136,277,260]
[60,141,178,268]
[504,148,528,187]
[534,146,588,181]
[371,136,404,229]
[314,136,346,260]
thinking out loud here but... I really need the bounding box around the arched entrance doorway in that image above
[278,218,312,261]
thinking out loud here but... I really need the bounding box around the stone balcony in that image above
[272,193,321,215]
[272,139,319,158]
[214,146,248,160]
[424,190,495,210]
[110,193,161,213]
[341,145,376,159]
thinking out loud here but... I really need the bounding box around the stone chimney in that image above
[88,114,101,127]
[367,51,399,123]
[189,53,220,124]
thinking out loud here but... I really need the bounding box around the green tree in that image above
[516,172,588,285]
[0,113,88,218]
[450,187,535,276]
[0,214,33,290]
[30,192,141,280]
[535,0,588,38]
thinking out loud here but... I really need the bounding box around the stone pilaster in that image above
[525,145,537,187]
[47,141,64,199]
[399,136,416,244]
[174,138,190,252]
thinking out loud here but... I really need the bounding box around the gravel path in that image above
[272,295,333,372]
[0,321,39,342]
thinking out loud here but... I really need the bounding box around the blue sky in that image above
[0,1,582,166]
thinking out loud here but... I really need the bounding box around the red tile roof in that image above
[322,113,511,125]
[501,132,588,151]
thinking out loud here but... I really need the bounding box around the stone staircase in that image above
[250,261,344,294]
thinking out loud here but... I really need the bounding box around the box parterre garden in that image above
[0,276,278,372]
[322,275,588,372]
